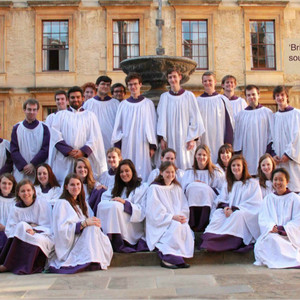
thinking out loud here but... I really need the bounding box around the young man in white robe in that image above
[83,76,119,153]
[157,68,205,170]
[271,86,300,193]
[196,72,234,163]
[221,75,247,118]
[234,85,273,176]
[10,99,50,182]
[0,123,13,176]
[49,86,107,185]
[254,168,300,268]
[111,73,157,181]
[45,90,68,128]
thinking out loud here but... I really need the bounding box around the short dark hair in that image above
[166,67,182,77]
[95,76,112,86]
[54,90,67,101]
[273,85,289,101]
[245,84,259,96]
[111,83,126,95]
[68,86,83,98]
[23,99,39,110]
[202,71,216,80]
[221,75,237,85]
[271,168,290,183]
[125,73,143,86]
[81,82,96,93]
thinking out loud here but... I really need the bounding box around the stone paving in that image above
[1,264,300,299]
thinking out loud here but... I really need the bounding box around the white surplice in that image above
[146,168,184,185]
[49,199,113,270]
[255,179,273,199]
[111,98,157,181]
[146,183,194,258]
[99,171,115,190]
[205,178,263,245]
[97,183,148,245]
[5,197,54,257]
[83,98,119,152]
[234,107,273,175]
[157,91,205,170]
[229,97,247,118]
[254,192,300,268]
[49,109,107,184]
[272,108,300,192]
[35,185,62,207]
[0,139,10,171]
[0,196,15,227]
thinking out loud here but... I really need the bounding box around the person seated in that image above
[0,179,53,274]
[48,174,113,274]
[254,168,300,269]
[181,144,224,232]
[200,155,263,252]
[216,144,234,173]
[146,161,194,269]
[256,154,276,198]
[97,159,148,253]
[34,163,61,206]
[0,174,17,252]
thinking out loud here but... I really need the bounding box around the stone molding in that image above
[99,0,152,7]
[27,0,81,7]
[0,1,13,7]
[238,0,289,7]
[168,0,221,6]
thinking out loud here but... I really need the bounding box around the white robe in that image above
[49,199,113,270]
[147,168,184,185]
[181,168,225,208]
[99,171,115,190]
[0,196,15,227]
[35,185,62,207]
[97,183,148,245]
[229,97,247,119]
[0,139,10,171]
[196,94,234,163]
[272,109,300,192]
[45,113,55,128]
[83,98,119,153]
[49,109,107,184]
[146,183,194,258]
[255,179,273,199]
[234,107,273,175]
[111,98,157,181]
[205,179,263,245]
[254,192,300,268]
[157,91,205,170]
[5,197,54,257]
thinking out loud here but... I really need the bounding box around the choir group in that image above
[0,69,300,275]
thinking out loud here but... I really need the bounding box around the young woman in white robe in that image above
[0,174,17,252]
[256,154,276,198]
[272,86,300,193]
[254,168,300,268]
[181,145,225,232]
[146,161,194,269]
[34,163,61,207]
[147,148,184,185]
[97,159,149,253]
[216,144,234,173]
[200,155,263,252]
[48,174,113,273]
[0,179,54,274]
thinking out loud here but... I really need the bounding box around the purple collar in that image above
[40,184,52,193]
[200,91,218,97]
[151,181,165,186]
[68,106,84,112]
[169,88,185,96]
[245,104,263,110]
[16,198,35,208]
[108,168,116,175]
[94,95,112,102]
[224,94,238,100]
[23,119,39,129]
[127,95,145,103]
[0,191,14,198]
[0,138,3,143]
[274,188,292,196]
[278,105,294,113]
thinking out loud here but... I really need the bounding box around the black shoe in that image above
[177,263,190,269]
[160,260,179,269]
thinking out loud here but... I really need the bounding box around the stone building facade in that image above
[0,0,300,139]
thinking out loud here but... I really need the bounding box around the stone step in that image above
[110,250,255,267]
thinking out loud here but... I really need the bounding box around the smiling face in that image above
[260,157,273,179]
[75,161,88,181]
[167,71,182,91]
[83,87,96,101]
[120,164,133,183]
[161,151,176,163]
[0,176,14,197]
[231,159,243,180]
[69,91,83,110]
[107,151,121,170]
[55,94,68,111]
[161,165,176,186]
[65,178,82,199]
[272,172,288,195]
[18,184,34,206]
[274,92,288,111]
[202,75,216,94]
[127,79,142,98]
[222,78,236,93]
[37,166,49,187]
[24,104,38,123]
[220,150,232,167]
[97,81,111,96]
[246,88,259,108]
[196,148,208,170]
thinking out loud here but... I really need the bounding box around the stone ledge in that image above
[0,1,13,7]
[27,0,81,7]
[168,0,221,6]
[99,0,153,7]
[238,0,289,6]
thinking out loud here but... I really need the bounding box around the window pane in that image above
[182,21,189,33]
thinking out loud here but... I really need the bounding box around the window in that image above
[181,20,208,70]
[42,20,69,71]
[113,20,139,69]
[250,20,276,70]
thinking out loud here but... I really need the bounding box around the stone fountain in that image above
[120,0,197,103]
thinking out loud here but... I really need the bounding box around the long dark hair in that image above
[153,161,180,186]
[74,157,95,194]
[217,144,234,171]
[0,173,17,196]
[111,159,142,198]
[60,173,88,218]
[15,179,36,204]
[226,155,251,193]
[34,163,60,188]
[257,153,276,189]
